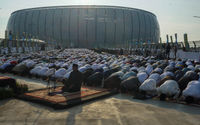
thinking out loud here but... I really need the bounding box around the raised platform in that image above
[18,86,117,109]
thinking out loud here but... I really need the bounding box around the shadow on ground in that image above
[113,94,200,115]
[1,72,200,116]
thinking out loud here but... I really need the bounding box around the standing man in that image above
[174,44,177,59]
[166,43,171,59]
[119,48,124,55]
[62,64,83,92]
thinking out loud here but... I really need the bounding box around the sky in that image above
[0,0,200,42]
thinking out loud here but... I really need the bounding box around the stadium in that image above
[6,5,160,48]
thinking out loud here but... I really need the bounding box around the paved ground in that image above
[1,74,200,125]
[170,49,200,60]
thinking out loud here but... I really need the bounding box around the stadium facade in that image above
[6,5,160,48]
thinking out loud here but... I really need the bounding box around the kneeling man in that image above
[62,64,83,92]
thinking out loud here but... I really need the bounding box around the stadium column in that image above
[68,9,71,48]
[144,12,147,45]
[37,10,40,51]
[52,10,55,50]
[114,9,116,49]
[104,9,106,48]
[60,9,63,49]
[77,8,80,48]
[131,10,134,51]
[148,14,152,47]
[95,8,97,48]
[123,10,125,49]
[44,10,47,49]
[86,8,89,48]
[137,11,141,48]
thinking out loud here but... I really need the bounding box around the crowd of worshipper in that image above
[0,48,200,104]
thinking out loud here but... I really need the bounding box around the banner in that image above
[170,36,173,43]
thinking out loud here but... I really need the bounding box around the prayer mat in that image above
[18,86,117,109]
